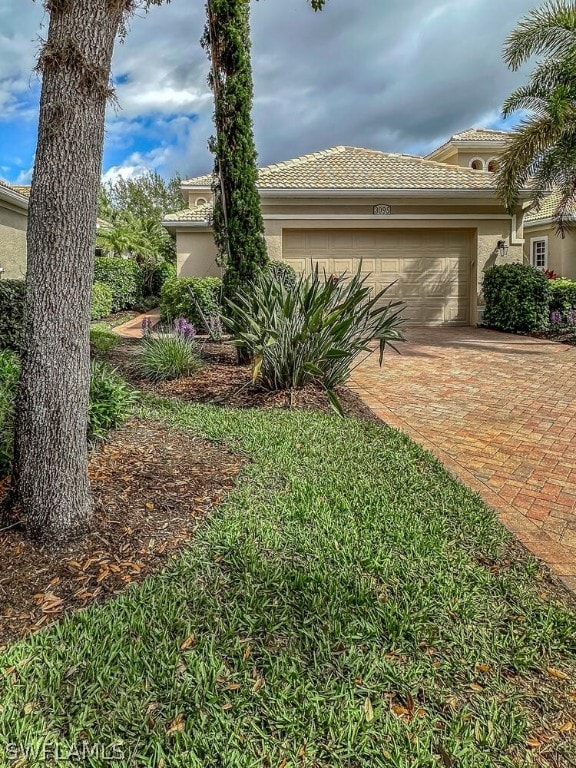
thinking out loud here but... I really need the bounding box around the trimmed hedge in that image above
[0,349,19,477]
[94,256,142,312]
[160,277,222,332]
[483,263,550,333]
[143,260,177,300]
[267,259,297,290]
[91,281,113,320]
[0,280,26,350]
[548,278,576,313]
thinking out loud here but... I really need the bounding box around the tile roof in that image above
[182,146,506,193]
[0,179,29,208]
[450,128,511,142]
[164,202,213,223]
[11,184,30,197]
[524,190,563,224]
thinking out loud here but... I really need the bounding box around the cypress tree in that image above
[203,0,268,298]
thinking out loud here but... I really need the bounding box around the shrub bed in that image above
[548,277,576,314]
[160,277,222,332]
[0,280,26,350]
[91,281,113,320]
[94,257,142,312]
[0,350,19,476]
[0,355,135,478]
[483,263,550,333]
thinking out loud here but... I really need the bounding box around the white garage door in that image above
[282,229,472,325]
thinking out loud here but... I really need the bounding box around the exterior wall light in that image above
[497,240,509,256]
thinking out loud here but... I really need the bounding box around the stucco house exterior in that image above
[164,128,536,326]
[523,191,576,279]
[0,181,28,279]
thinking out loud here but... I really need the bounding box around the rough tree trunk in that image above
[13,1,124,543]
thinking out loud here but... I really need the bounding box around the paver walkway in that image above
[350,327,576,592]
[113,308,160,339]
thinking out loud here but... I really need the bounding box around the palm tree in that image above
[497,1,576,232]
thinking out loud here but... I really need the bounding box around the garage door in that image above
[282,229,471,325]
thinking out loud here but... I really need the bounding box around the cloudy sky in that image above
[0,0,540,185]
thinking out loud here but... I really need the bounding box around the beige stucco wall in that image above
[524,225,576,279]
[177,231,221,278]
[187,190,213,208]
[174,195,525,325]
[0,202,27,279]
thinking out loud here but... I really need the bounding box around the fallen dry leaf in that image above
[166,713,185,735]
[364,697,374,722]
[547,667,570,681]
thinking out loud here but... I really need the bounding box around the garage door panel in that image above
[282,228,471,326]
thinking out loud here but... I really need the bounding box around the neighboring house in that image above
[523,191,576,279]
[0,181,28,279]
[164,128,534,326]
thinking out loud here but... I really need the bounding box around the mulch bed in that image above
[110,340,378,420]
[0,419,243,648]
[531,329,576,346]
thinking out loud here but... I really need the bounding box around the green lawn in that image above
[0,399,575,767]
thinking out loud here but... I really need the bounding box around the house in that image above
[0,181,28,279]
[164,128,536,326]
[523,191,576,279]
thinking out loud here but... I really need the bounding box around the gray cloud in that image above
[0,0,541,181]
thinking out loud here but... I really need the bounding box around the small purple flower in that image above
[567,309,576,326]
[174,317,197,340]
[206,314,224,341]
[141,317,153,336]
[550,310,563,325]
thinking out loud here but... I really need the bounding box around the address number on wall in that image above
[373,204,392,215]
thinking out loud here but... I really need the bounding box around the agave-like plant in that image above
[224,264,405,412]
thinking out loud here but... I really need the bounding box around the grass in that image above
[89,323,122,354]
[0,399,575,767]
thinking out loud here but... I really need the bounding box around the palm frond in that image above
[504,1,576,71]
[496,117,563,211]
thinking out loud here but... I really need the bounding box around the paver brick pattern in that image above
[350,327,576,591]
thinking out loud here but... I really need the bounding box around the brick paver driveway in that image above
[350,327,576,591]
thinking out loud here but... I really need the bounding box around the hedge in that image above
[483,263,550,333]
[548,278,576,313]
[0,349,19,477]
[91,282,113,320]
[0,280,26,350]
[94,256,142,312]
[160,277,222,332]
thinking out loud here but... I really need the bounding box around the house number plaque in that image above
[373,204,391,215]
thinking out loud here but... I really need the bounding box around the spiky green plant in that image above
[224,265,405,412]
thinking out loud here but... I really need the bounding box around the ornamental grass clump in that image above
[224,265,405,411]
[136,333,201,382]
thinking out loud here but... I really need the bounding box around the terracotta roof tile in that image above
[524,190,562,224]
[183,145,507,193]
[451,128,511,142]
[164,202,212,223]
